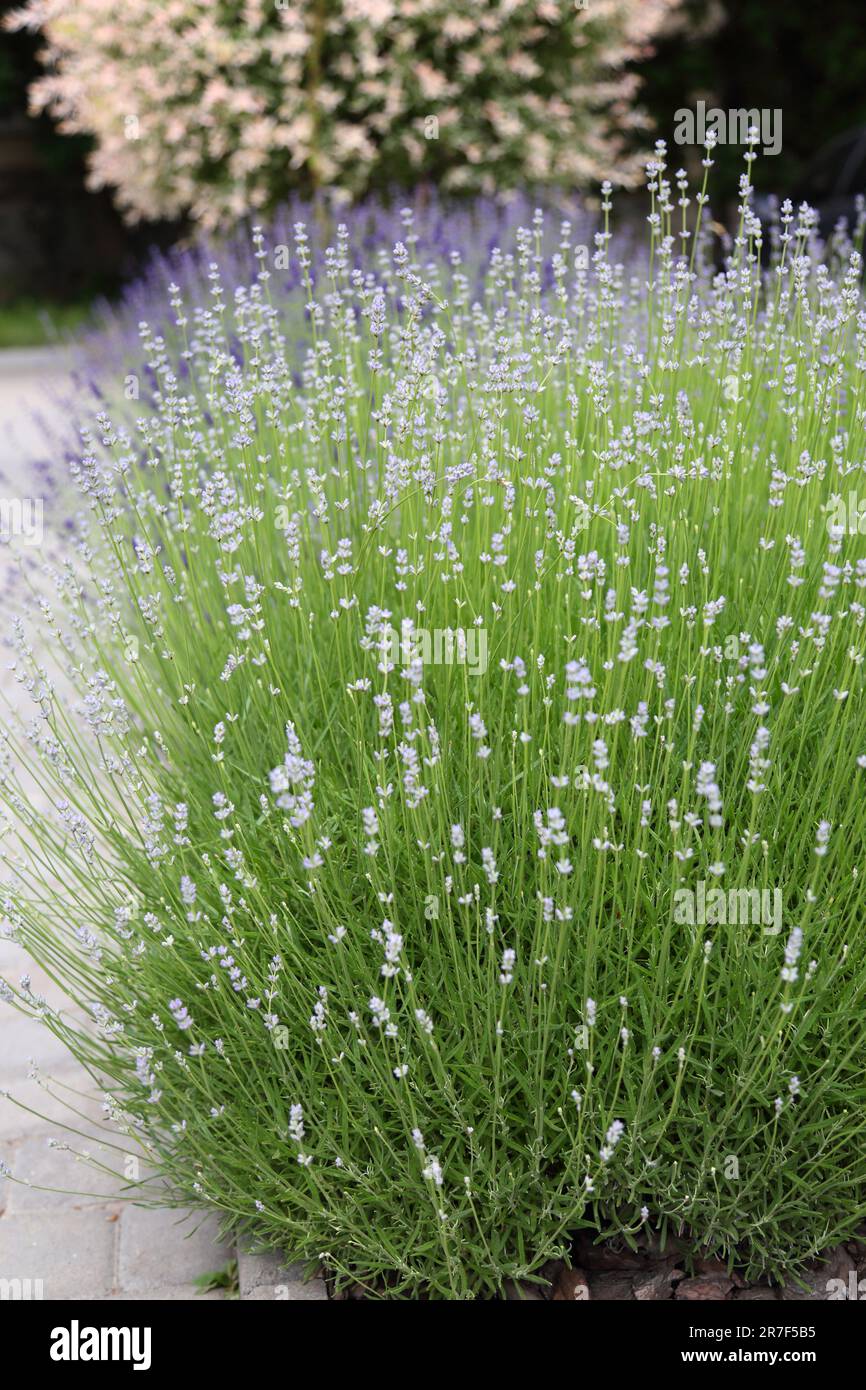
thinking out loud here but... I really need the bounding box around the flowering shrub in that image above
[3,142,866,1298]
[8,0,680,227]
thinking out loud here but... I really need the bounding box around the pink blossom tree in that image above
[8,0,682,228]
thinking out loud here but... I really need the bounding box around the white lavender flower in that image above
[600,1119,625,1163]
[289,1104,305,1144]
[269,722,315,829]
[781,928,803,984]
[499,948,516,985]
[422,1156,444,1188]
[481,847,498,885]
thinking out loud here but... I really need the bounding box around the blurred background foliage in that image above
[645,0,866,203]
[1,0,866,327]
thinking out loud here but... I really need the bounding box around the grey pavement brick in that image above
[2,1132,123,1214]
[105,1287,228,1301]
[0,1008,85,1077]
[0,348,72,478]
[0,937,27,972]
[238,1242,328,1301]
[0,1207,119,1299]
[0,1139,12,1216]
[0,1067,105,1140]
[117,1203,232,1294]
[243,1280,328,1301]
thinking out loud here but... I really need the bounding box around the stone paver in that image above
[2,1133,122,1214]
[105,1286,229,1301]
[238,1239,328,1301]
[117,1205,233,1294]
[0,1207,118,1300]
[0,1065,99,1139]
[0,347,231,1301]
[0,1006,89,1072]
[0,346,73,479]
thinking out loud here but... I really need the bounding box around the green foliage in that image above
[192,1259,239,1297]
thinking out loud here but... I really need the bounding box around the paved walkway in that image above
[0,347,233,1300]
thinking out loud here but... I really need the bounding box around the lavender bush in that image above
[2,139,866,1298]
[82,188,601,377]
